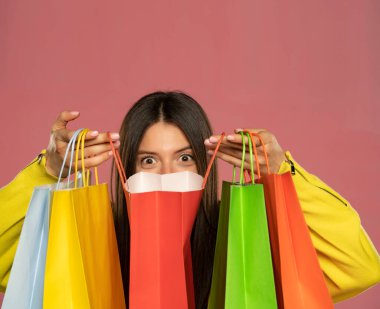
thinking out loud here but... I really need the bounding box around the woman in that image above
[0,91,379,308]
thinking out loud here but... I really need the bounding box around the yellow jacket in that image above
[0,151,379,303]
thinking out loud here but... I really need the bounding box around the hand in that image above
[45,111,120,178]
[204,129,286,175]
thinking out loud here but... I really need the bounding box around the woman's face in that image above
[135,122,198,174]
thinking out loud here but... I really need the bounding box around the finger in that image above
[51,111,80,132]
[208,149,270,176]
[205,134,251,151]
[54,129,100,144]
[207,149,252,170]
[225,130,268,146]
[206,130,266,146]
[214,145,268,165]
[71,150,115,170]
[84,132,120,147]
[205,133,269,152]
[205,137,250,152]
[61,141,120,166]
[206,140,267,155]
[217,145,251,164]
[79,141,120,159]
[234,128,266,134]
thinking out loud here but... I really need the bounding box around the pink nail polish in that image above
[90,131,99,137]
[209,136,218,143]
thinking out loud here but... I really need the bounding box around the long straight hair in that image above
[111,91,219,309]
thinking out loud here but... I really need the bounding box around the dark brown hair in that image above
[111,91,219,309]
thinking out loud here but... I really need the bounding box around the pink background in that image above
[0,0,378,307]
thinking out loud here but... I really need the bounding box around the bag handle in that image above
[108,132,128,192]
[56,128,99,189]
[74,129,88,188]
[202,132,224,189]
[57,128,83,188]
[233,132,250,184]
[107,132,131,217]
[244,131,271,177]
[232,131,261,184]
[74,129,99,188]
[232,131,246,184]
[108,132,225,191]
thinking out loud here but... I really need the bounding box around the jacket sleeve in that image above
[0,151,57,292]
[278,151,380,303]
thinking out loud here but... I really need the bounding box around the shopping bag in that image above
[249,132,333,309]
[208,132,277,309]
[2,129,84,309]
[2,186,50,309]
[110,132,224,309]
[208,132,277,308]
[43,129,125,309]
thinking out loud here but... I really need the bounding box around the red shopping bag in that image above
[247,132,334,309]
[110,133,224,309]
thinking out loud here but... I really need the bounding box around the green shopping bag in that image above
[208,132,277,309]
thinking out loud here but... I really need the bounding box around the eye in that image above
[141,156,157,166]
[179,153,194,162]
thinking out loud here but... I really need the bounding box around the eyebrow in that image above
[137,145,192,155]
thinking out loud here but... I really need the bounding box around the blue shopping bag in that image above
[3,129,83,309]
[2,186,51,309]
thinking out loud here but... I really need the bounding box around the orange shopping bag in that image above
[110,133,224,309]
[246,131,334,309]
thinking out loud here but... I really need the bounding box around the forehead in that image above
[138,122,190,152]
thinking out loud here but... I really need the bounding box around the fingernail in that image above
[227,135,235,141]
[71,111,80,116]
[90,131,99,137]
[209,136,218,143]
[204,139,211,145]
[207,150,213,154]
[110,133,120,140]
[108,151,113,156]
[114,140,120,146]
[235,128,243,132]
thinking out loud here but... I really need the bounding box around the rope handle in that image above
[56,128,99,189]
[76,129,99,187]
[57,128,83,188]
[248,131,260,182]
[74,129,88,188]
[108,132,128,192]
[243,131,270,177]
[202,133,224,189]
[232,131,259,184]
[231,131,263,184]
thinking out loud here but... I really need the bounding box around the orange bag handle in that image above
[202,133,224,189]
[108,132,224,192]
[108,132,128,191]
[243,130,271,178]
[108,132,131,216]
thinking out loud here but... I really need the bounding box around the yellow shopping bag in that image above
[44,129,125,308]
